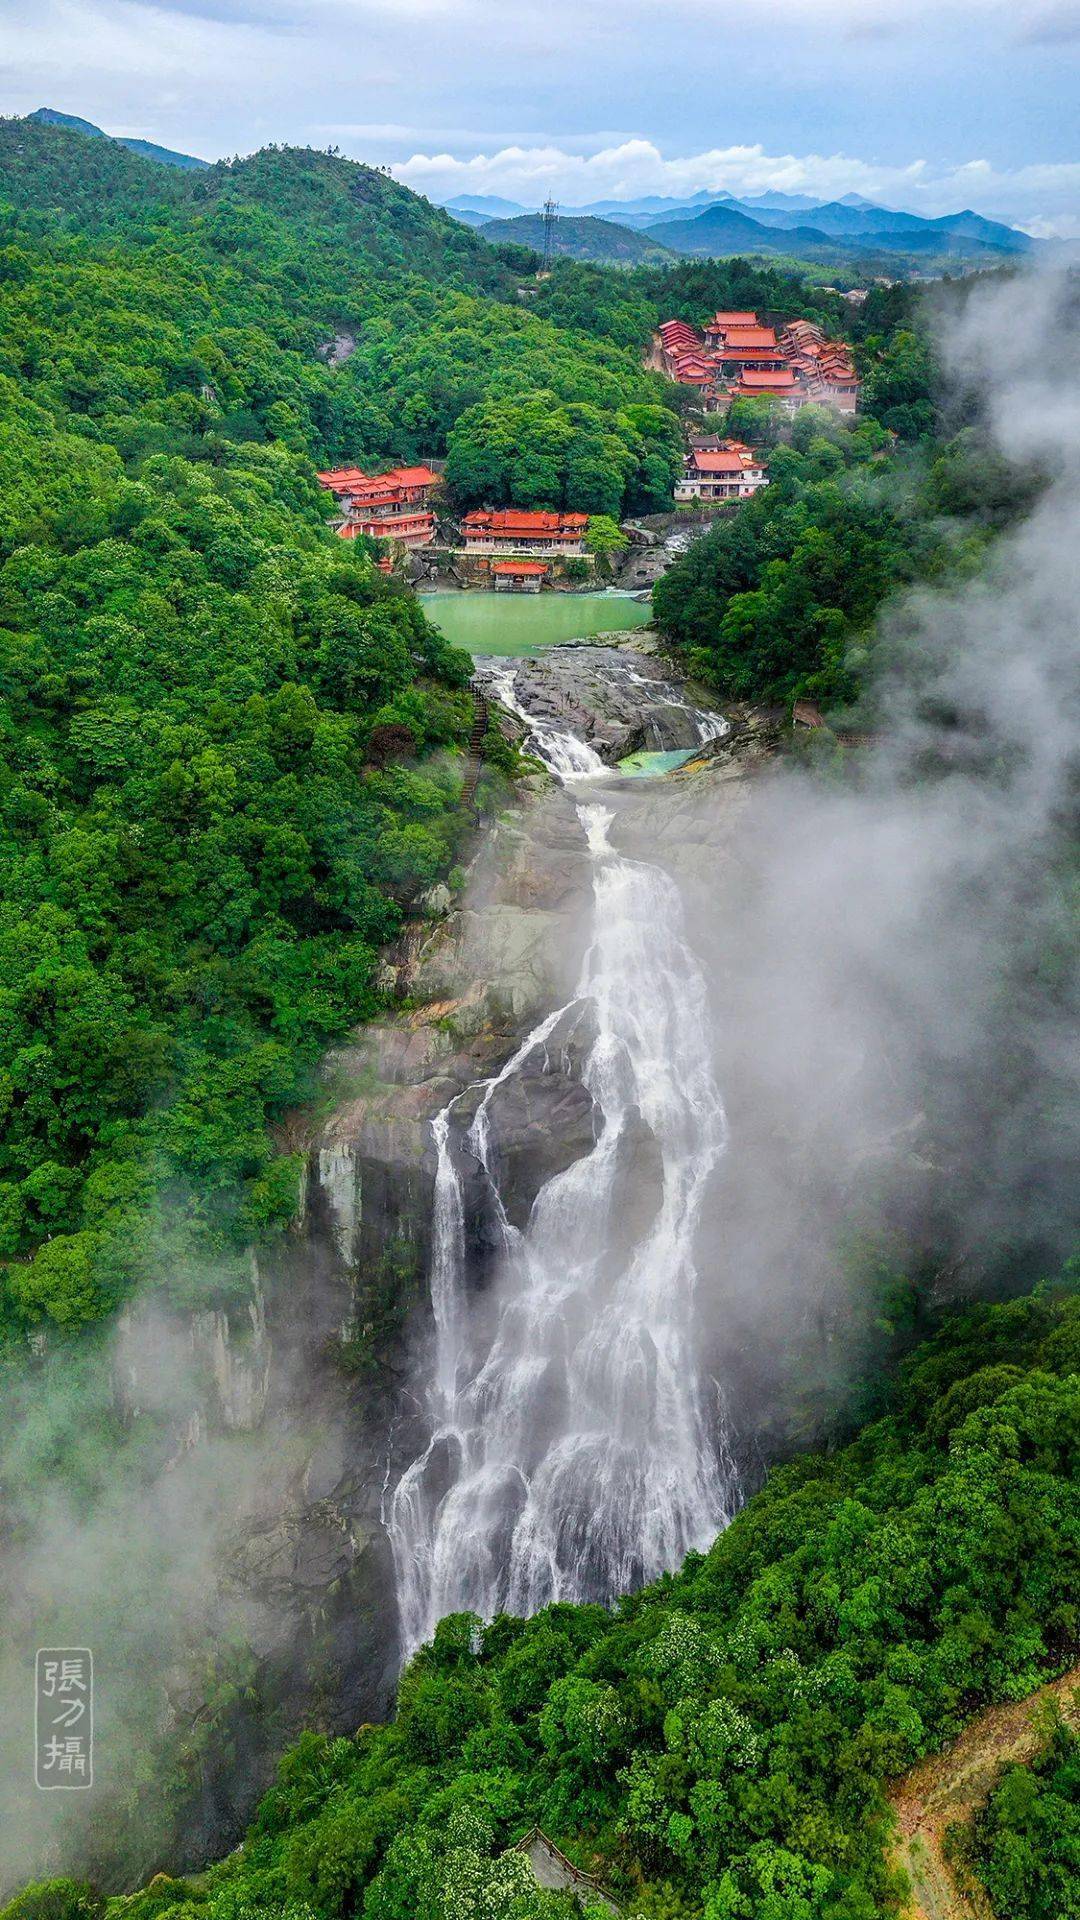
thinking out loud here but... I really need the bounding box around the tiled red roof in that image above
[738,369,797,390]
[492,560,550,575]
[318,464,437,497]
[709,311,758,327]
[319,466,367,490]
[692,450,757,474]
[715,327,777,350]
[462,510,589,532]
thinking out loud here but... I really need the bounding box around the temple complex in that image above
[317,465,439,546]
[657,309,859,415]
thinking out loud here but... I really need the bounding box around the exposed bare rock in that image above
[477,644,721,761]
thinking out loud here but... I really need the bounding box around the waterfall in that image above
[479,658,608,779]
[388,658,737,1657]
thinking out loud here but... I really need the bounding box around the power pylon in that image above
[541,196,560,269]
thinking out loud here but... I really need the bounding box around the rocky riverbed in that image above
[475,642,719,761]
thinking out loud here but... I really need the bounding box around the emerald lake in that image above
[419,589,653,656]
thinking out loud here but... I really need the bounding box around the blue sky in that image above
[3,0,1080,234]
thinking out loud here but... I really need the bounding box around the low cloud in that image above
[2,0,1077,229]
[653,270,1080,1429]
[392,135,1080,226]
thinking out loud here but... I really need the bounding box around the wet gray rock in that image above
[477,644,720,762]
[452,1000,600,1236]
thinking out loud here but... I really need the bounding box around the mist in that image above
[0,270,1077,1898]
[0,1239,389,1895]
[635,268,1080,1434]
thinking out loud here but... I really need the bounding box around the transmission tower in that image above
[541,196,560,269]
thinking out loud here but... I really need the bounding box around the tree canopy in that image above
[12,1280,1074,1918]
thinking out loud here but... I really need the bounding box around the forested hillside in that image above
[645,269,1040,710]
[5,116,817,1336]
[12,1279,1073,1919]
[2,119,1073,1920]
[0,257,476,1336]
[651,404,1035,709]
[0,127,519,1337]
[0,115,1039,1346]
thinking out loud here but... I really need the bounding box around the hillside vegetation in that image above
[10,1280,1075,1919]
[0,126,552,1337]
[0,119,1026,1316]
[6,123,812,1337]
[0,237,478,1336]
[476,212,677,266]
[649,276,1042,711]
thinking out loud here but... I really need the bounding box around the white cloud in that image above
[1020,212,1080,238]
[2,0,1077,226]
[390,135,1080,223]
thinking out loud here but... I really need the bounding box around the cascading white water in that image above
[479,658,608,780]
[388,659,736,1657]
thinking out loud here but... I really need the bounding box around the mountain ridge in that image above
[476,210,677,263]
[29,104,209,170]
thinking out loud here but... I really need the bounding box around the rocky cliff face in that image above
[61,642,779,1885]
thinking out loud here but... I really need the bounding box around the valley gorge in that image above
[2,637,784,1888]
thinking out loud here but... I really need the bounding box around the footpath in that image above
[889,1663,1080,1920]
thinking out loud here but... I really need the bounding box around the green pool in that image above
[616,748,698,778]
[419,589,653,656]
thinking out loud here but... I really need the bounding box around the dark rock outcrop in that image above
[477,644,717,762]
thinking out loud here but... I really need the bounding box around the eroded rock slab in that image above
[477,645,719,761]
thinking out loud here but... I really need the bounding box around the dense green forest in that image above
[522,255,1000,711]
[0,125,532,1336]
[650,286,1034,709]
[0,117,952,1335]
[0,121,775,1334]
[0,301,475,1334]
[0,111,1074,1920]
[967,1717,1080,1918]
[650,409,1031,709]
[6,1279,1074,1920]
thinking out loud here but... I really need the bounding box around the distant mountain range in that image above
[29,107,208,171]
[446,186,1037,271]
[21,122,1037,267]
[473,212,677,264]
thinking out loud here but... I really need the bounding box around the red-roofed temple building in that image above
[317,465,439,546]
[657,309,860,417]
[492,559,550,591]
[778,321,859,413]
[674,442,769,504]
[460,510,589,557]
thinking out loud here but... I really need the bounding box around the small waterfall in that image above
[480,658,608,779]
[388,658,737,1656]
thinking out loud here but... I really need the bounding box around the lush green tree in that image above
[970,1716,1080,1920]
[652,404,1028,707]
[584,517,628,563]
[50,1282,1077,1920]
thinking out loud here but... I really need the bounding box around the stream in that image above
[388,653,739,1654]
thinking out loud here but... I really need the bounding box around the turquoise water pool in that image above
[615,748,698,778]
[420,589,653,657]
